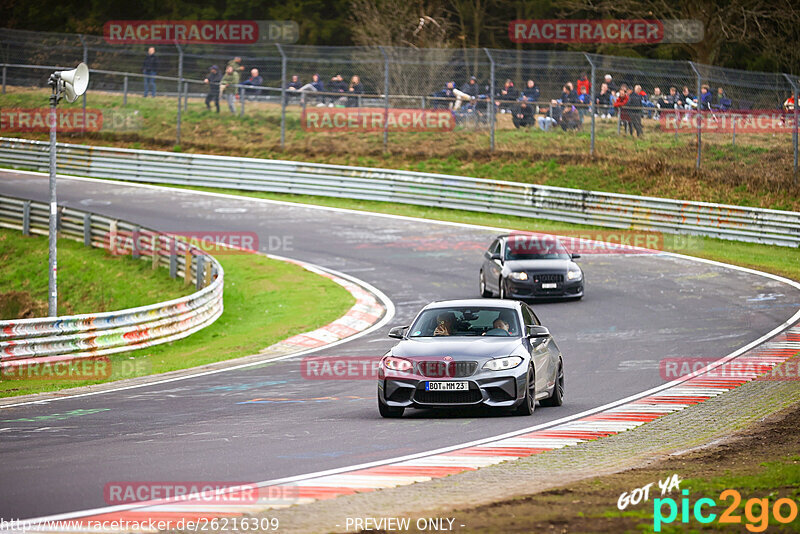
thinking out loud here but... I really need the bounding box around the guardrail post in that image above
[584,53,596,156]
[379,46,389,152]
[175,41,183,147]
[79,34,88,133]
[204,260,212,287]
[784,73,798,184]
[132,225,140,259]
[196,255,205,290]
[2,65,6,94]
[123,75,128,106]
[484,48,495,152]
[689,61,702,170]
[151,235,159,269]
[83,213,91,246]
[169,238,177,278]
[239,86,245,116]
[22,200,31,236]
[277,44,287,150]
[184,251,193,286]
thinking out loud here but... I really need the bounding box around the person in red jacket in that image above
[576,72,591,98]
[614,84,631,135]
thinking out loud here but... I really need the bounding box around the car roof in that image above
[423,299,520,310]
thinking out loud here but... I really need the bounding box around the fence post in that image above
[484,48,495,152]
[239,86,245,116]
[79,34,88,133]
[184,81,189,112]
[689,61,702,170]
[83,213,91,246]
[132,225,140,259]
[379,46,389,152]
[196,255,205,290]
[784,73,798,184]
[184,251,193,286]
[169,238,177,278]
[123,75,128,106]
[276,44,287,150]
[2,65,6,94]
[22,200,31,236]
[584,53,596,156]
[175,41,183,146]
[732,112,736,148]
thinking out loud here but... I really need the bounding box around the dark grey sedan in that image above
[378,299,564,418]
[480,234,584,300]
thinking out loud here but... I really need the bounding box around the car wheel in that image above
[498,277,506,299]
[479,270,492,298]
[378,395,404,418]
[514,365,535,415]
[540,360,564,407]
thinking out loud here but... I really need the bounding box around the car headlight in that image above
[483,356,523,371]
[383,356,413,373]
[509,272,528,281]
[567,269,582,280]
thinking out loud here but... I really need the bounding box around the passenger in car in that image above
[484,319,510,336]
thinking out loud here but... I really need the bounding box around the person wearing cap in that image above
[219,64,240,113]
[203,64,222,112]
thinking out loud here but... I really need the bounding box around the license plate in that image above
[542,282,558,289]
[425,381,468,391]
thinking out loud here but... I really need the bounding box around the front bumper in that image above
[379,369,528,409]
[506,277,583,299]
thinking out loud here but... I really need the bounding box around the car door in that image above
[483,238,503,292]
[522,304,552,394]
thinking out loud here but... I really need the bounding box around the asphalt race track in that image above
[2,170,799,520]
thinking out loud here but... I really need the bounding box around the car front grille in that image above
[414,385,482,404]
[534,273,564,284]
[415,361,478,378]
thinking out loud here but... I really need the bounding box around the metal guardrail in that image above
[0,194,224,366]
[0,137,798,247]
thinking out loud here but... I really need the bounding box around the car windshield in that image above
[504,235,571,261]
[408,307,521,337]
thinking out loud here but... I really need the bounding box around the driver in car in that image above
[433,312,456,336]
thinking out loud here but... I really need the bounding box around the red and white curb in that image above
[12,324,799,533]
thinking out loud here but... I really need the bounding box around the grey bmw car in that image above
[479,234,584,300]
[378,299,564,418]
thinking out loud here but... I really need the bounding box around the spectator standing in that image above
[614,84,631,134]
[239,68,263,99]
[142,47,158,98]
[203,64,222,112]
[219,65,240,113]
[576,72,591,97]
[227,57,245,74]
[603,74,618,93]
[347,75,364,107]
[626,84,644,137]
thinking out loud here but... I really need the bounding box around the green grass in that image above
[2,87,798,211]
[0,229,355,397]
[160,185,800,282]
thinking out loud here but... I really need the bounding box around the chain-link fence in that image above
[0,27,797,180]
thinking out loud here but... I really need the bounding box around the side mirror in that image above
[571,253,581,260]
[490,253,503,262]
[388,326,408,339]
[527,325,550,338]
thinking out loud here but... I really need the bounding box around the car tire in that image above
[479,271,492,298]
[498,277,506,299]
[540,360,564,407]
[378,396,404,418]
[514,365,535,415]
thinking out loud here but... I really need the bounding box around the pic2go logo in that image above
[654,489,799,532]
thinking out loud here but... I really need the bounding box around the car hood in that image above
[504,259,575,272]
[390,337,523,360]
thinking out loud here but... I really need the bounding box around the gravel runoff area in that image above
[237,357,800,534]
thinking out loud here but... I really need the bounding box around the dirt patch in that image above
[0,290,48,319]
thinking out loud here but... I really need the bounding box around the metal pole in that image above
[277,44,287,149]
[484,48,495,152]
[732,112,736,148]
[239,86,244,116]
[80,35,88,133]
[175,42,183,146]
[123,75,128,106]
[379,46,389,152]
[184,82,189,112]
[47,74,59,316]
[2,66,6,94]
[785,73,799,183]
[689,61,702,170]
[584,53,596,156]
